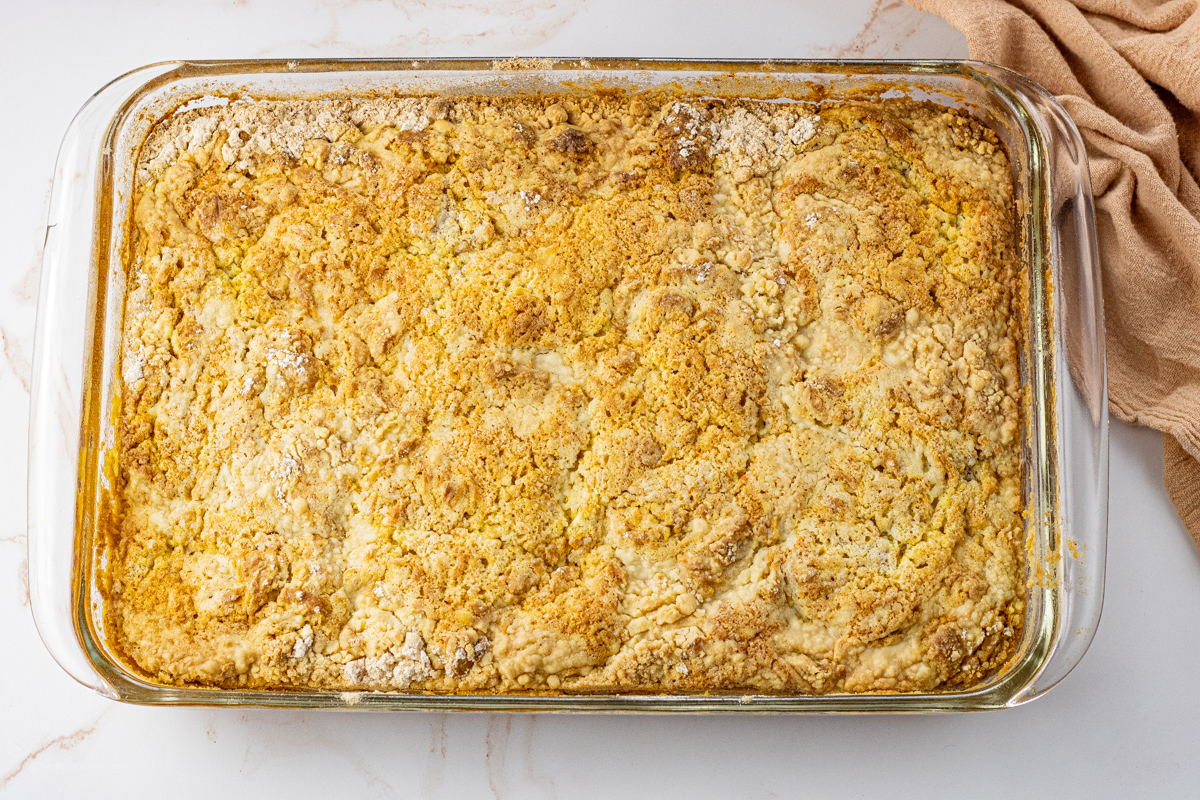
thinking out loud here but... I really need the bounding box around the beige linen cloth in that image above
[906,0,1200,544]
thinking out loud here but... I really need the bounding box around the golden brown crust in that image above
[113,93,1024,694]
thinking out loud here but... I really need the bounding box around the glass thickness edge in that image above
[59,58,1082,712]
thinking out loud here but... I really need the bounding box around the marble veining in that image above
[822,0,929,57]
[1,329,32,393]
[250,0,582,59]
[1,713,107,790]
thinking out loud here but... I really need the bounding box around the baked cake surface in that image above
[113,91,1024,693]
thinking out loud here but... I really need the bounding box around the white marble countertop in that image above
[3,1,1199,796]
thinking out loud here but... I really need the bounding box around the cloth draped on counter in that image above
[906,0,1200,545]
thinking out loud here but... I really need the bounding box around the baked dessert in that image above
[113,90,1024,694]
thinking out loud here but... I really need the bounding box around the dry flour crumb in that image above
[712,106,818,183]
[342,631,434,689]
[788,114,817,145]
[138,97,430,182]
[291,624,314,658]
[663,101,708,160]
[270,454,299,503]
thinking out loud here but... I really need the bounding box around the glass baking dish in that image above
[28,58,1107,711]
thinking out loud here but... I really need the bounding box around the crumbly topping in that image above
[290,623,314,658]
[492,57,558,71]
[712,106,817,183]
[657,102,818,182]
[343,631,434,689]
[138,98,430,183]
[113,93,1024,695]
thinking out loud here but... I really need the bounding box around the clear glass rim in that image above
[31,57,1104,712]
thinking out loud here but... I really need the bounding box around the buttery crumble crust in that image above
[113,92,1024,694]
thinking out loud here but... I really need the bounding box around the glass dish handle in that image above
[28,63,181,699]
[984,67,1109,705]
